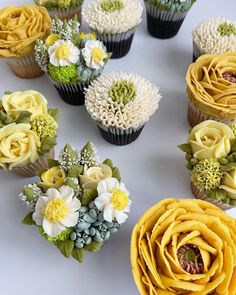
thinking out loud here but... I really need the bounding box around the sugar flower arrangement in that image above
[179,120,236,210]
[0,90,59,176]
[20,142,131,262]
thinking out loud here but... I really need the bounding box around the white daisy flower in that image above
[33,186,81,238]
[81,40,108,70]
[48,40,80,67]
[94,177,131,224]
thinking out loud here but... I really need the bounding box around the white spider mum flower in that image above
[94,177,131,224]
[82,40,108,70]
[33,186,81,238]
[48,40,80,67]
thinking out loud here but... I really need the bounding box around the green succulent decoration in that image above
[109,80,136,105]
[218,22,236,37]
[100,0,124,12]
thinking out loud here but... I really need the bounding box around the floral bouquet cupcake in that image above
[85,72,161,145]
[82,0,143,58]
[0,5,51,79]
[35,17,111,105]
[178,120,236,210]
[144,0,196,39]
[131,198,236,294]
[186,52,236,127]
[20,142,131,262]
[0,90,59,177]
[34,0,83,21]
[192,18,236,62]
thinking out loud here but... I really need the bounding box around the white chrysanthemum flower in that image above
[33,186,81,238]
[85,72,161,129]
[193,18,236,55]
[82,0,143,34]
[82,40,108,70]
[94,177,131,224]
[48,40,80,67]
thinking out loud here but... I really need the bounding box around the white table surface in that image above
[1,0,236,294]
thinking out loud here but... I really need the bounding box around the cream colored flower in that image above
[188,120,234,160]
[80,164,112,189]
[220,168,236,200]
[0,123,40,170]
[82,40,108,70]
[2,90,48,120]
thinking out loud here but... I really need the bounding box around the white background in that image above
[0,0,236,294]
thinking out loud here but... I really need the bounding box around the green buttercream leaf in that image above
[15,111,32,124]
[81,188,98,206]
[103,158,113,168]
[80,142,97,168]
[4,91,12,95]
[48,108,60,122]
[23,187,35,202]
[64,178,79,193]
[40,136,57,154]
[112,167,121,181]
[221,162,236,172]
[48,159,60,168]
[84,241,103,252]
[39,227,73,244]
[21,212,35,225]
[178,144,192,154]
[0,110,14,126]
[57,240,74,258]
[231,143,236,152]
[72,247,84,263]
[68,165,83,178]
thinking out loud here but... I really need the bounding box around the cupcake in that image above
[0,90,59,177]
[186,52,236,127]
[178,120,236,210]
[144,0,195,39]
[35,18,111,105]
[193,18,236,62]
[82,0,143,58]
[131,198,236,295]
[0,5,51,79]
[20,142,131,262]
[34,0,83,21]
[85,72,161,145]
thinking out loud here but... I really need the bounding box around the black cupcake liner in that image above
[192,54,197,62]
[53,84,85,106]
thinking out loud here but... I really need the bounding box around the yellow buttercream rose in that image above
[38,166,66,188]
[45,34,59,47]
[0,5,51,57]
[0,123,40,170]
[188,120,234,160]
[2,90,48,120]
[80,164,112,189]
[131,198,236,295]
[220,168,236,200]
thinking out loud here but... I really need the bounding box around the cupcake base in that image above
[12,149,55,177]
[191,182,235,211]
[97,124,144,146]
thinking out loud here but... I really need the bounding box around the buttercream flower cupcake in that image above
[82,0,143,58]
[35,18,111,105]
[0,5,51,79]
[186,52,236,127]
[192,18,236,61]
[0,90,59,177]
[144,0,195,39]
[35,0,83,21]
[179,120,236,210]
[85,72,161,145]
[20,142,131,262]
[131,198,236,295]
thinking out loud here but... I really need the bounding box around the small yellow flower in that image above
[45,34,59,47]
[80,32,96,40]
[38,166,66,189]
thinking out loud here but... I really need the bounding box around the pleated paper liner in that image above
[4,53,43,79]
[145,2,189,39]
[47,5,82,21]
[12,148,55,177]
[191,182,235,211]
[97,123,144,146]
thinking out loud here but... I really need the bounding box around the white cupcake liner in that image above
[48,5,82,21]
[94,28,136,43]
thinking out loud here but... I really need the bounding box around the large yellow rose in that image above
[188,120,234,160]
[131,199,236,295]
[220,168,236,200]
[0,5,51,57]
[2,90,48,120]
[0,123,40,170]
[80,164,112,189]
[38,166,66,189]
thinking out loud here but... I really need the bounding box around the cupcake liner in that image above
[48,5,82,21]
[191,182,235,211]
[192,42,202,62]
[97,123,145,145]
[3,53,43,79]
[12,149,55,177]
[93,28,136,59]
[145,2,189,39]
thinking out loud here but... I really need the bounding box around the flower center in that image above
[177,244,204,274]
[222,72,236,83]
[111,188,129,211]
[100,0,124,12]
[91,48,104,62]
[55,44,71,59]
[58,0,71,8]
[218,22,236,36]
[109,80,136,105]
[44,199,68,223]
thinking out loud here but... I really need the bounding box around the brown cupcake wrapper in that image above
[191,182,235,211]
[11,148,55,177]
[48,5,82,21]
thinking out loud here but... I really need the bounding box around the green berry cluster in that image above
[48,63,77,83]
[31,114,57,140]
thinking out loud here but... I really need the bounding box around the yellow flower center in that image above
[91,48,104,61]
[44,199,68,223]
[111,189,129,211]
[55,44,71,59]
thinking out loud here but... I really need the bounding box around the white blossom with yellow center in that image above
[48,40,80,67]
[33,186,81,238]
[94,177,131,224]
[82,40,108,70]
